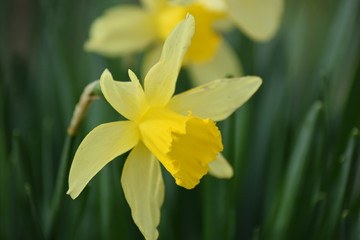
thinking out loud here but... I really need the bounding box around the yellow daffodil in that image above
[69,15,262,240]
[84,0,283,85]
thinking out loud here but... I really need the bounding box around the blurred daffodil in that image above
[69,15,262,240]
[85,0,283,85]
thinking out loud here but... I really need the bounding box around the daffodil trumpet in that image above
[68,15,262,240]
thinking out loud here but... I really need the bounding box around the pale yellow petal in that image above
[84,6,156,57]
[197,0,227,12]
[167,76,262,121]
[121,142,164,240]
[208,153,233,178]
[170,0,227,11]
[187,41,243,86]
[100,69,147,121]
[227,0,284,41]
[169,0,193,6]
[141,0,167,11]
[141,44,162,80]
[144,14,195,107]
[67,121,139,199]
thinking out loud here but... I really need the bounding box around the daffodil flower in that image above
[69,15,262,240]
[84,0,283,85]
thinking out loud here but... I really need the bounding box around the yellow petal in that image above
[227,0,284,41]
[169,0,193,6]
[167,76,262,121]
[170,0,227,11]
[121,142,164,240]
[187,41,243,86]
[144,14,195,107]
[67,121,139,199]
[100,69,147,121]
[139,107,223,189]
[141,44,162,80]
[197,0,227,12]
[84,6,156,57]
[208,153,233,178]
[141,0,167,11]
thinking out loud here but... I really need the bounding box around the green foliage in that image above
[1,0,359,239]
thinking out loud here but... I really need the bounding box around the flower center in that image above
[138,107,223,189]
[155,4,226,64]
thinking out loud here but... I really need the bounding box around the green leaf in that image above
[45,134,75,238]
[264,101,322,240]
[321,128,358,239]
[0,83,9,239]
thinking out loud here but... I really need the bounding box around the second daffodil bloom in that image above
[68,15,262,240]
[84,0,283,85]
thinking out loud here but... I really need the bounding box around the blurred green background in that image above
[1,0,360,239]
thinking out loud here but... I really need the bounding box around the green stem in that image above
[45,80,102,238]
[45,134,75,238]
[25,183,45,239]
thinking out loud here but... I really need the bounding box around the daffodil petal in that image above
[187,41,243,86]
[170,0,227,11]
[197,0,228,12]
[141,44,162,80]
[100,69,147,121]
[141,0,167,11]
[168,76,262,121]
[121,142,164,240]
[208,153,233,178]
[227,0,284,41]
[169,0,193,6]
[144,14,195,107]
[84,5,156,57]
[67,121,139,199]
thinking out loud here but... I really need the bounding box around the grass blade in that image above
[264,101,322,239]
[45,134,75,238]
[322,128,358,239]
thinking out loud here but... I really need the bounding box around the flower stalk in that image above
[67,80,101,136]
[45,81,101,237]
